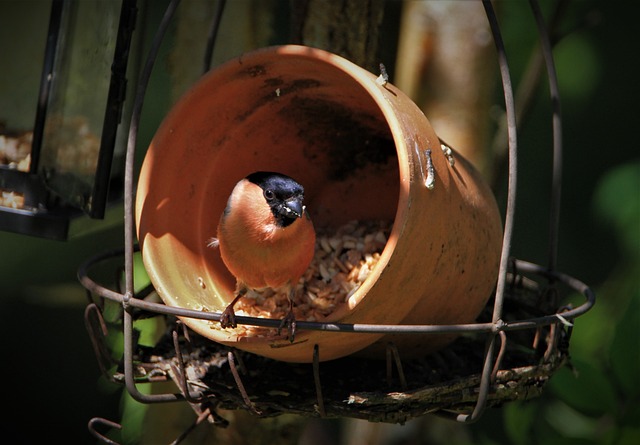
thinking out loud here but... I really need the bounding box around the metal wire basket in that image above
[78,0,595,442]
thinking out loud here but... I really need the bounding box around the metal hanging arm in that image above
[529,0,564,273]
[483,0,519,330]
[454,0,520,424]
[122,0,184,405]
[203,0,227,74]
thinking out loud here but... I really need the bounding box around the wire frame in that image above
[79,0,595,442]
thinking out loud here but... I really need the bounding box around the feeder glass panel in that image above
[38,0,131,217]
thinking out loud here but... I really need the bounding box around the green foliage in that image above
[550,359,617,418]
[118,387,152,445]
[609,291,640,400]
[593,162,640,259]
[554,33,602,102]
[503,400,538,445]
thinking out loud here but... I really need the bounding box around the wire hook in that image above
[88,417,122,445]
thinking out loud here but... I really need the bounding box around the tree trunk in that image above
[291,0,385,72]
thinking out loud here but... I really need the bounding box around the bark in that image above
[291,0,385,72]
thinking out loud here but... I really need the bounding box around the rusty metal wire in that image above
[88,418,121,445]
[80,254,594,335]
[529,0,565,273]
[203,0,227,74]
[79,0,596,442]
[312,344,326,417]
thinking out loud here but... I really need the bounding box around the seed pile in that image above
[212,219,392,338]
[1,131,31,210]
[0,190,25,209]
[0,131,32,172]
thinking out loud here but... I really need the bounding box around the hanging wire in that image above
[88,417,121,445]
[483,0,518,334]
[451,0,520,424]
[488,0,570,192]
[529,0,564,273]
[202,0,227,74]
[123,0,183,404]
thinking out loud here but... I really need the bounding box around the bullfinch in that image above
[213,171,316,339]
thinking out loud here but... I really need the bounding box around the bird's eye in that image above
[264,189,275,201]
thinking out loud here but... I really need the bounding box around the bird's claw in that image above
[220,305,237,329]
[277,310,297,342]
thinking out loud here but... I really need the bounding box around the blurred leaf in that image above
[544,400,601,440]
[615,427,640,445]
[97,371,122,396]
[108,329,125,360]
[474,432,503,445]
[504,400,538,445]
[549,358,618,417]
[609,286,640,398]
[567,294,613,359]
[621,403,640,430]
[133,316,164,347]
[593,161,640,259]
[120,386,151,445]
[103,298,124,324]
[555,33,602,101]
[134,252,151,292]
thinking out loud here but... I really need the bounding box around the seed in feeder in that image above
[328,238,342,251]
[0,190,25,210]
[320,237,332,253]
[332,256,349,273]
[319,263,332,281]
[441,142,455,167]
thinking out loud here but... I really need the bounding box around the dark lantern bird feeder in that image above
[0,0,138,240]
[77,1,595,443]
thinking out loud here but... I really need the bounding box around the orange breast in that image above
[217,180,316,290]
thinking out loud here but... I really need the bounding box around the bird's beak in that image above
[284,197,304,218]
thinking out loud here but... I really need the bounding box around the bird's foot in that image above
[220,289,246,329]
[277,309,297,343]
[220,305,237,329]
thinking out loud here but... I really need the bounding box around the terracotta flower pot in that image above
[136,45,502,363]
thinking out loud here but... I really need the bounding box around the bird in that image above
[212,171,316,340]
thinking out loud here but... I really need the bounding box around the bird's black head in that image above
[247,171,306,228]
